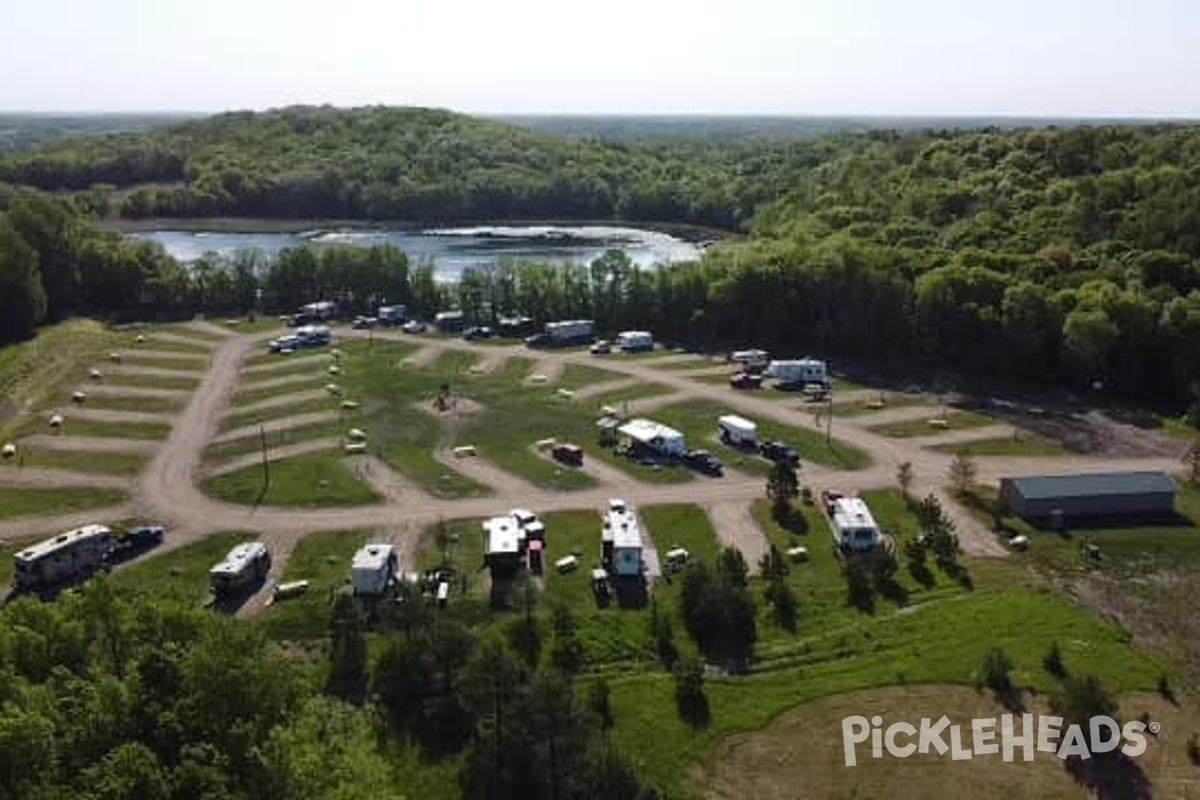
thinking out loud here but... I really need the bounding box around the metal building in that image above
[999,472,1179,520]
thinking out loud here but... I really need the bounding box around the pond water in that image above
[132,224,705,280]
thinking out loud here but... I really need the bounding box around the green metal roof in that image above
[1003,471,1179,500]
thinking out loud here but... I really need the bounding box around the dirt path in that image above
[525,358,566,384]
[0,503,139,540]
[212,410,340,445]
[571,376,643,400]
[202,437,340,477]
[849,404,946,427]
[400,346,441,368]
[466,352,508,375]
[21,434,160,455]
[621,390,693,415]
[345,455,422,503]
[180,320,239,339]
[528,445,635,488]
[706,501,770,569]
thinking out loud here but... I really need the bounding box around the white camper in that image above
[616,331,654,353]
[730,349,771,370]
[351,543,399,596]
[12,524,115,592]
[717,414,758,448]
[209,542,271,596]
[602,499,643,577]
[483,515,522,575]
[765,358,828,388]
[617,418,686,457]
[826,496,882,553]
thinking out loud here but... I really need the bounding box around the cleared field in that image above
[204,419,343,463]
[641,503,723,568]
[0,447,148,476]
[869,408,996,438]
[13,417,171,441]
[231,377,328,407]
[0,486,127,520]
[219,395,339,433]
[556,363,625,390]
[258,528,372,640]
[833,392,928,417]
[116,353,208,372]
[201,451,382,507]
[102,372,201,391]
[62,392,185,415]
[112,531,252,603]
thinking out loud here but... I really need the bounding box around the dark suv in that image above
[683,449,724,476]
[759,440,800,467]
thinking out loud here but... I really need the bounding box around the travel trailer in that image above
[351,543,399,596]
[12,524,115,592]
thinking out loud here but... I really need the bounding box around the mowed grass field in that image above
[0,485,127,520]
[201,451,382,507]
[931,430,1067,457]
[869,408,996,438]
[112,531,254,603]
[258,528,373,640]
[0,447,148,476]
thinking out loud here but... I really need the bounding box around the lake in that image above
[132,224,705,280]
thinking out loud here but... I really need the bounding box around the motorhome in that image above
[209,542,271,596]
[729,349,771,371]
[12,524,115,592]
[823,493,883,553]
[525,319,596,348]
[482,516,522,577]
[351,543,399,596]
[617,418,686,458]
[602,499,644,577]
[616,330,654,353]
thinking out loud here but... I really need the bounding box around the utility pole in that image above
[259,425,270,496]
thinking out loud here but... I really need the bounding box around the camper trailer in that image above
[12,524,115,592]
[209,542,271,597]
[823,493,882,553]
[378,305,408,326]
[616,331,654,353]
[617,418,686,458]
[483,516,522,577]
[765,358,828,389]
[729,349,771,371]
[717,414,758,448]
[351,543,399,596]
[602,499,644,577]
[435,311,466,333]
[525,319,596,348]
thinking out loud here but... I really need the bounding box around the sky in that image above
[2,0,1198,117]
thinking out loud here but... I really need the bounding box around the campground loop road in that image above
[2,326,1188,573]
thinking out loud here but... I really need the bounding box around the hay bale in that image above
[89,368,103,380]
[72,391,87,404]
[347,428,368,441]
[1,443,16,459]
[556,388,575,400]
[328,365,341,375]
[340,400,360,411]
[927,418,949,430]
[325,383,342,396]
[528,373,549,384]
[108,352,122,363]
[135,334,146,344]
[49,414,65,428]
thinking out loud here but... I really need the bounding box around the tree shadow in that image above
[1063,751,1152,800]
[844,562,876,614]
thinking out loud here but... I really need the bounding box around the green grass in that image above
[0,447,148,476]
[868,408,996,438]
[103,372,201,391]
[0,486,127,520]
[14,417,171,441]
[588,382,676,411]
[112,531,251,603]
[537,510,606,609]
[117,354,208,372]
[219,395,338,434]
[239,357,338,384]
[210,316,287,334]
[61,391,184,415]
[258,529,373,640]
[201,451,382,507]
[650,399,872,473]
[231,379,330,408]
[556,363,623,390]
[930,432,1066,457]
[0,319,123,439]
[204,419,342,463]
[641,504,723,567]
[832,392,929,417]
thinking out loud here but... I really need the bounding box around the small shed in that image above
[999,471,1179,521]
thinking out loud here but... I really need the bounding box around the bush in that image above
[1043,641,1066,678]
[674,659,710,728]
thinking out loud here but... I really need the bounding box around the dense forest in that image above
[1,107,1200,412]
[0,580,656,799]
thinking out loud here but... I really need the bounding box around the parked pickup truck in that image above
[729,372,763,390]
[683,449,724,476]
[759,440,800,467]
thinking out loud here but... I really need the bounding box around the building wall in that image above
[1004,487,1175,519]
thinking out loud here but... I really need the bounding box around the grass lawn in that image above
[201,451,382,507]
[103,372,201,391]
[0,486,127,520]
[869,408,996,438]
[204,419,343,463]
[231,379,327,407]
[641,504,723,567]
[930,431,1066,457]
[117,353,208,372]
[0,319,123,439]
[556,363,623,390]
[585,381,674,412]
[15,417,172,441]
[210,317,287,334]
[650,398,872,473]
[138,336,211,354]
[832,391,929,417]
[112,531,251,604]
[0,447,148,476]
[220,395,339,434]
[258,529,373,640]
[64,392,185,415]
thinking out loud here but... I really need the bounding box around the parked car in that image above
[463,326,495,340]
[683,449,723,476]
[269,334,302,353]
[759,440,800,467]
[401,320,427,334]
[351,315,378,329]
[552,443,584,466]
[729,372,763,389]
[589,340,612,355]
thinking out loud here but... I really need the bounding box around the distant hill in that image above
[0,112,198,154]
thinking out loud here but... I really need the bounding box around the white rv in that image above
[717,414,758,447]
[12,524,115,592]
[616,331,654,353]
[482,515,522,575]
[617,418,686,457]
[825,495,882,553]
[730,349,771,370]
[765,358,828,388]
[602,499,643,577]
[351,543,399,596]
[209,542,271,596]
